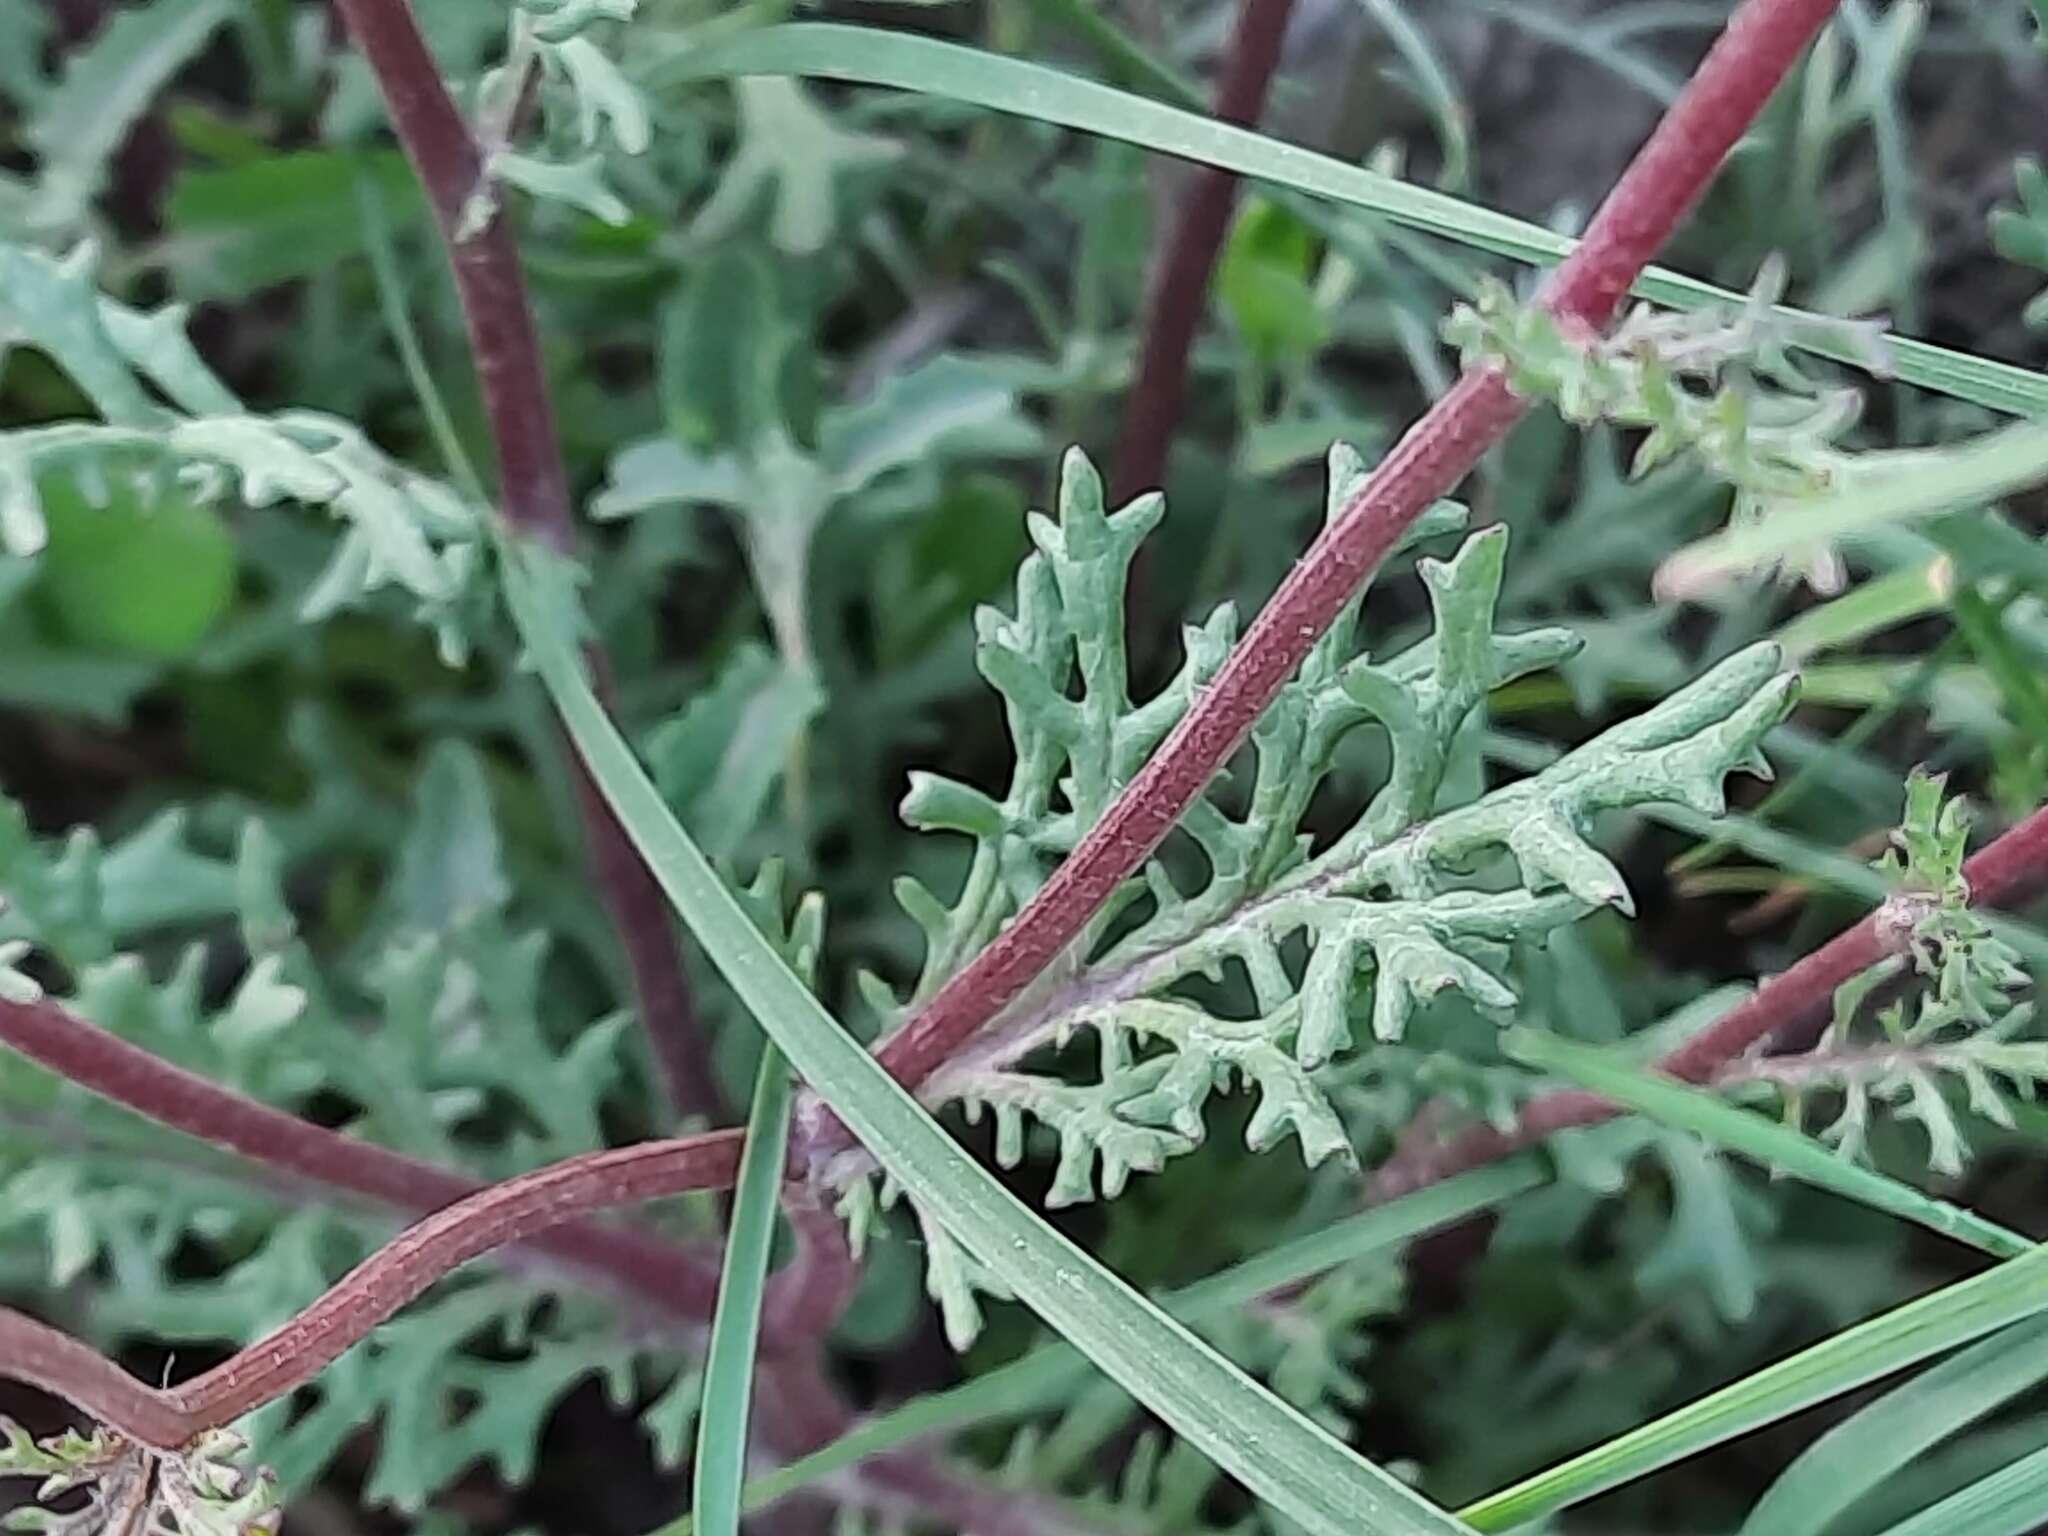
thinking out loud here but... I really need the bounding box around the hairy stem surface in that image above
[837,0,1844,1162]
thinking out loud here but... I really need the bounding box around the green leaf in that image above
[390,742,511,936]
[23,0,235,231]
[687,77,898,255]
[1657,420,2048,599]
[821,354,1036,497]
[646,644,824,859]
[691,1160,1547,1526]
[651,23,2048,418]
[1457,1243,2048,1530]
[1219,199,1326,366]
[503,539,1480,1536]
[488,150,632,226]
[1739,1317,2048,1536]
[1866,1443,2048,1536]
[692,1048,795,1536]
[35,469,239,658]
[0,3,52,110]
[1502,1029,2032,1260]
[162,150,427,300]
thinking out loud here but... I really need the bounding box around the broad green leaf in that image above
[503,541,1479,1536]
[649,24,2048,419]
[645,643,823,859]
[692,1048,795,1536]
[1219,199,1327,366]
[679,1160,1548,1528]
[390,742,511,935]
[24,0,234,231]
[162,150,427,300]
[1868,1443,2048,1536]
[35,470,239,659]
[1740,1317,2048,1536]
[1503,1030,2032,1260]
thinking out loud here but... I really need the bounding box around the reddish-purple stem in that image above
[0,996,730,1319]
[0,1133,741,1450]
[1112,0,1299,501]
[835,0,1845,1163]
[1372,801,2048,1199]
[162,1136,741,1437]
[327,0,719,1126]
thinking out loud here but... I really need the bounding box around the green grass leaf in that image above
[503,540,1479,1536]
[691,1047,795,1536]
[1739,1317,2048,1536]
[679,1159,1547,1526]
[1502,1029,2032,1260]
[1657,421,2048,598]
[1867,1443,2048,1536]
[649,23,2048,419]
[1458,1233,2048,1528]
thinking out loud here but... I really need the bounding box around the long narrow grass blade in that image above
[1739,1317,2048,1536]
[680,1159,1548,1527]
[1457,1241,2048,1528]
[504,545,1478,1536]
[1658,421,2048,598]
[649,23,2048,419]
[1867,1443,2048,1536]
[1503,1029,2032,1259]
[691,1047,795,1536]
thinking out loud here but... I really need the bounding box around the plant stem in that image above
[0,1307,195,1451]
[852,0,1844,1151]
[0,1133,742,1450]
[0,995,731,1321]
[1111,0,1299,500]
[329,0,719,1126]
[1371,801,2048,1200]
[162,1135,742,1436]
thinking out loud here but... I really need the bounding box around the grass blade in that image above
[1458,1239,2048,1530]
[1738,1317,2048,1536]
[1658,420,2048,598]
[691,1046,795,1536]
[677,1159,1549,1527]
[504,543,1479,1536]
[649,23,2048,419]
[1502,1028,2033,1260]
[1868,1442,2048,1536]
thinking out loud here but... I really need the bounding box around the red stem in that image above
[0,996,731,1320]
[1371,801,2048,1200]
[0,1134,739,1450]
[328,0,719,1126]
[162,1136,740,1437]
[844,0,1844,1155]
[1112,0,1300,500]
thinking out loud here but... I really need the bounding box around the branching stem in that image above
[0,995,727,1315]
[0,1133,740,1450]
[836,0,1846,1165]
[1371,802,2048,1199]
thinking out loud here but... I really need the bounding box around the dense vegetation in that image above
[3,0,2048,1533]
